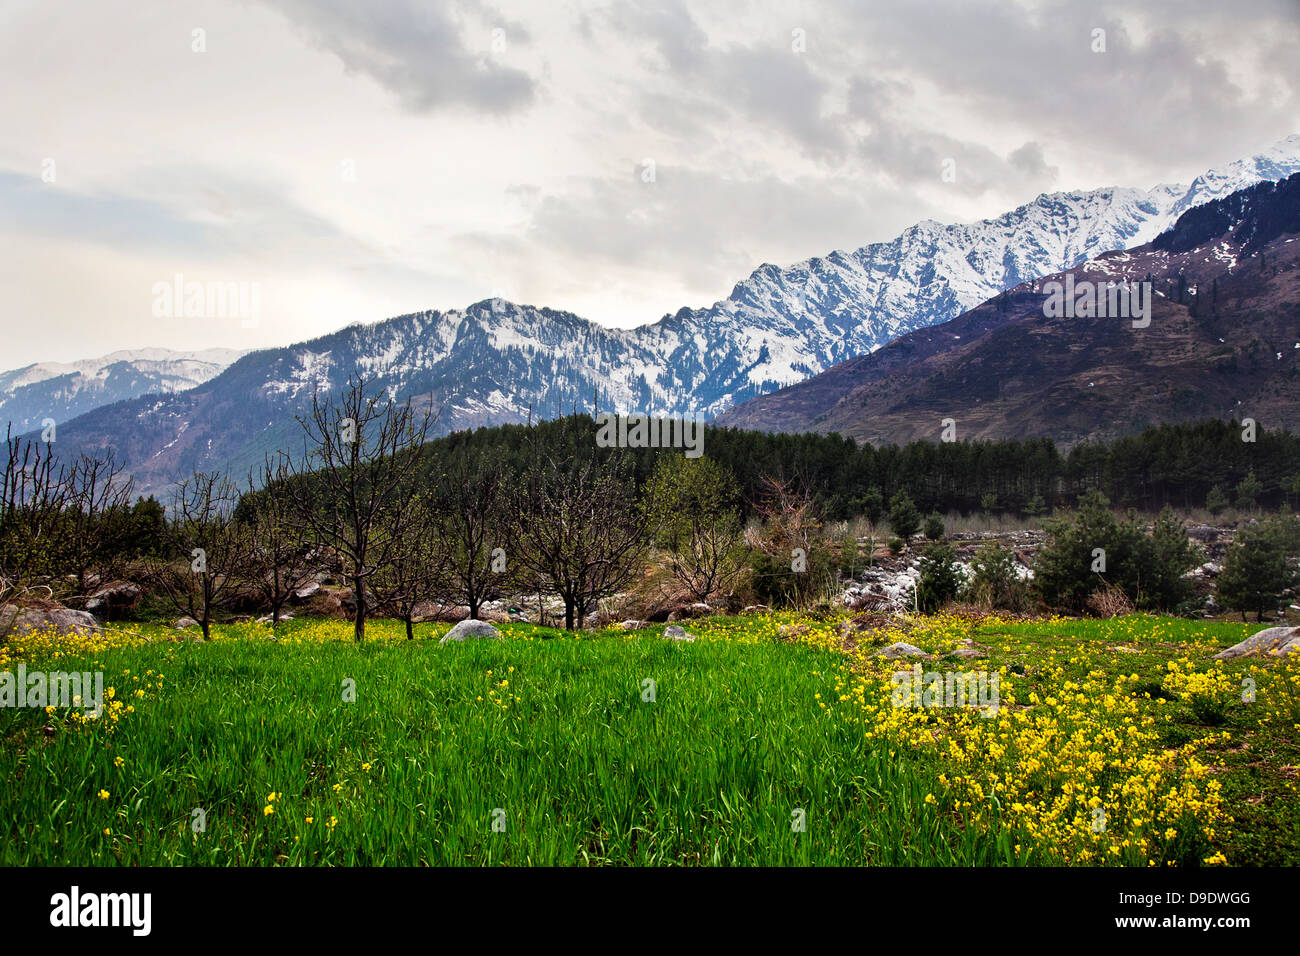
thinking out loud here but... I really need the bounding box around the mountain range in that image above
[717,173,1300,444]
[0,348,245,437]
[12,134,1300,494]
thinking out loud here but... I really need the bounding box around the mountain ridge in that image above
[22,135,1300,493]
[715,172,1300,445]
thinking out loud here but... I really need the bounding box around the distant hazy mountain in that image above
[716,173,1300,445]
[0,347,246,434]
[30,135,1300,493]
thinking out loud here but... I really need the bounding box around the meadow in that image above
[2,612,1296,866]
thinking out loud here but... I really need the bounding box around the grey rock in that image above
[439,619,503,643]
[663,624,697,642]
[84,581,143,615]
[0,605,99,638]
[1213,626,1300,660]
[878,642,932,660]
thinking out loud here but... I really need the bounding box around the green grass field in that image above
[2,613,1296,866]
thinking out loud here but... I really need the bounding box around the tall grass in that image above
[1,623,1013,865]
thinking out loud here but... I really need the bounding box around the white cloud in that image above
[0,0,1295,364]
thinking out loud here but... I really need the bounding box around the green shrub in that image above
[1033,492,1199,613]
[965,542,1030,611]
[913,542,963,613]
[888,491,921,541]
[1217,514,1300,622]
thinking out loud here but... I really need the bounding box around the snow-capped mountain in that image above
[0,347,247,434]
[641,133,1300,412]
[715,172,1300,444]
[28,135,1300,494]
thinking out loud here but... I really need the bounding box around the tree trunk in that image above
[564,599,575,631]
[405,616,414,640]
[354,576,366,643]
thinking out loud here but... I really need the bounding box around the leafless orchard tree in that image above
[240,456,319,626]
[0,427,72,608]
[507,423,656,630]
[435,452,509,619]
[60,451,135,593]
[282,376,435,643]
[147,471,250,641]
[369,493,450,639]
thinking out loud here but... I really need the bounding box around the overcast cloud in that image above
[0,0,1296,364]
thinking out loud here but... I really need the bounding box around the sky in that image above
[1,0,1297,367]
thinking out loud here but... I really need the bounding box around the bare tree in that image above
[747,477,830,609]
[240,457,318,626]
[61,452,134,594]
[435,452,509,619]
[507,424,654,630]
[0,427,73,608]
[369,494,449,639]
[147,472,250,640]
[282,376,434,642]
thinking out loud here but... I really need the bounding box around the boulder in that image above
[0,604,99,638]
[662,624,697,642]
[173,616,199,629]
[618,620,644,631]
[1213,626,1300,660]
[877,642,932,660]
[952,646,987,660]
[84,581,143,617]
[291,581,321,603]
[439,619,503,643]
[307,591,348,619]
[257,613,293,624]
[741,605,770,615]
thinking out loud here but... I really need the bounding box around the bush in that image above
[1217,514,1300,621]
[838,533,861,577]
[923,512,945,541]
[964,542,1030,611]
[1205,485,1229,516]
[1085,581,1135,618]
[1235,471,1262,511]
[748,546,837,610]
[887,537,905,556]
[855,488,885,526]
[888,491,921,541]
[913,542,963,613]
[1033,492,1199,614]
